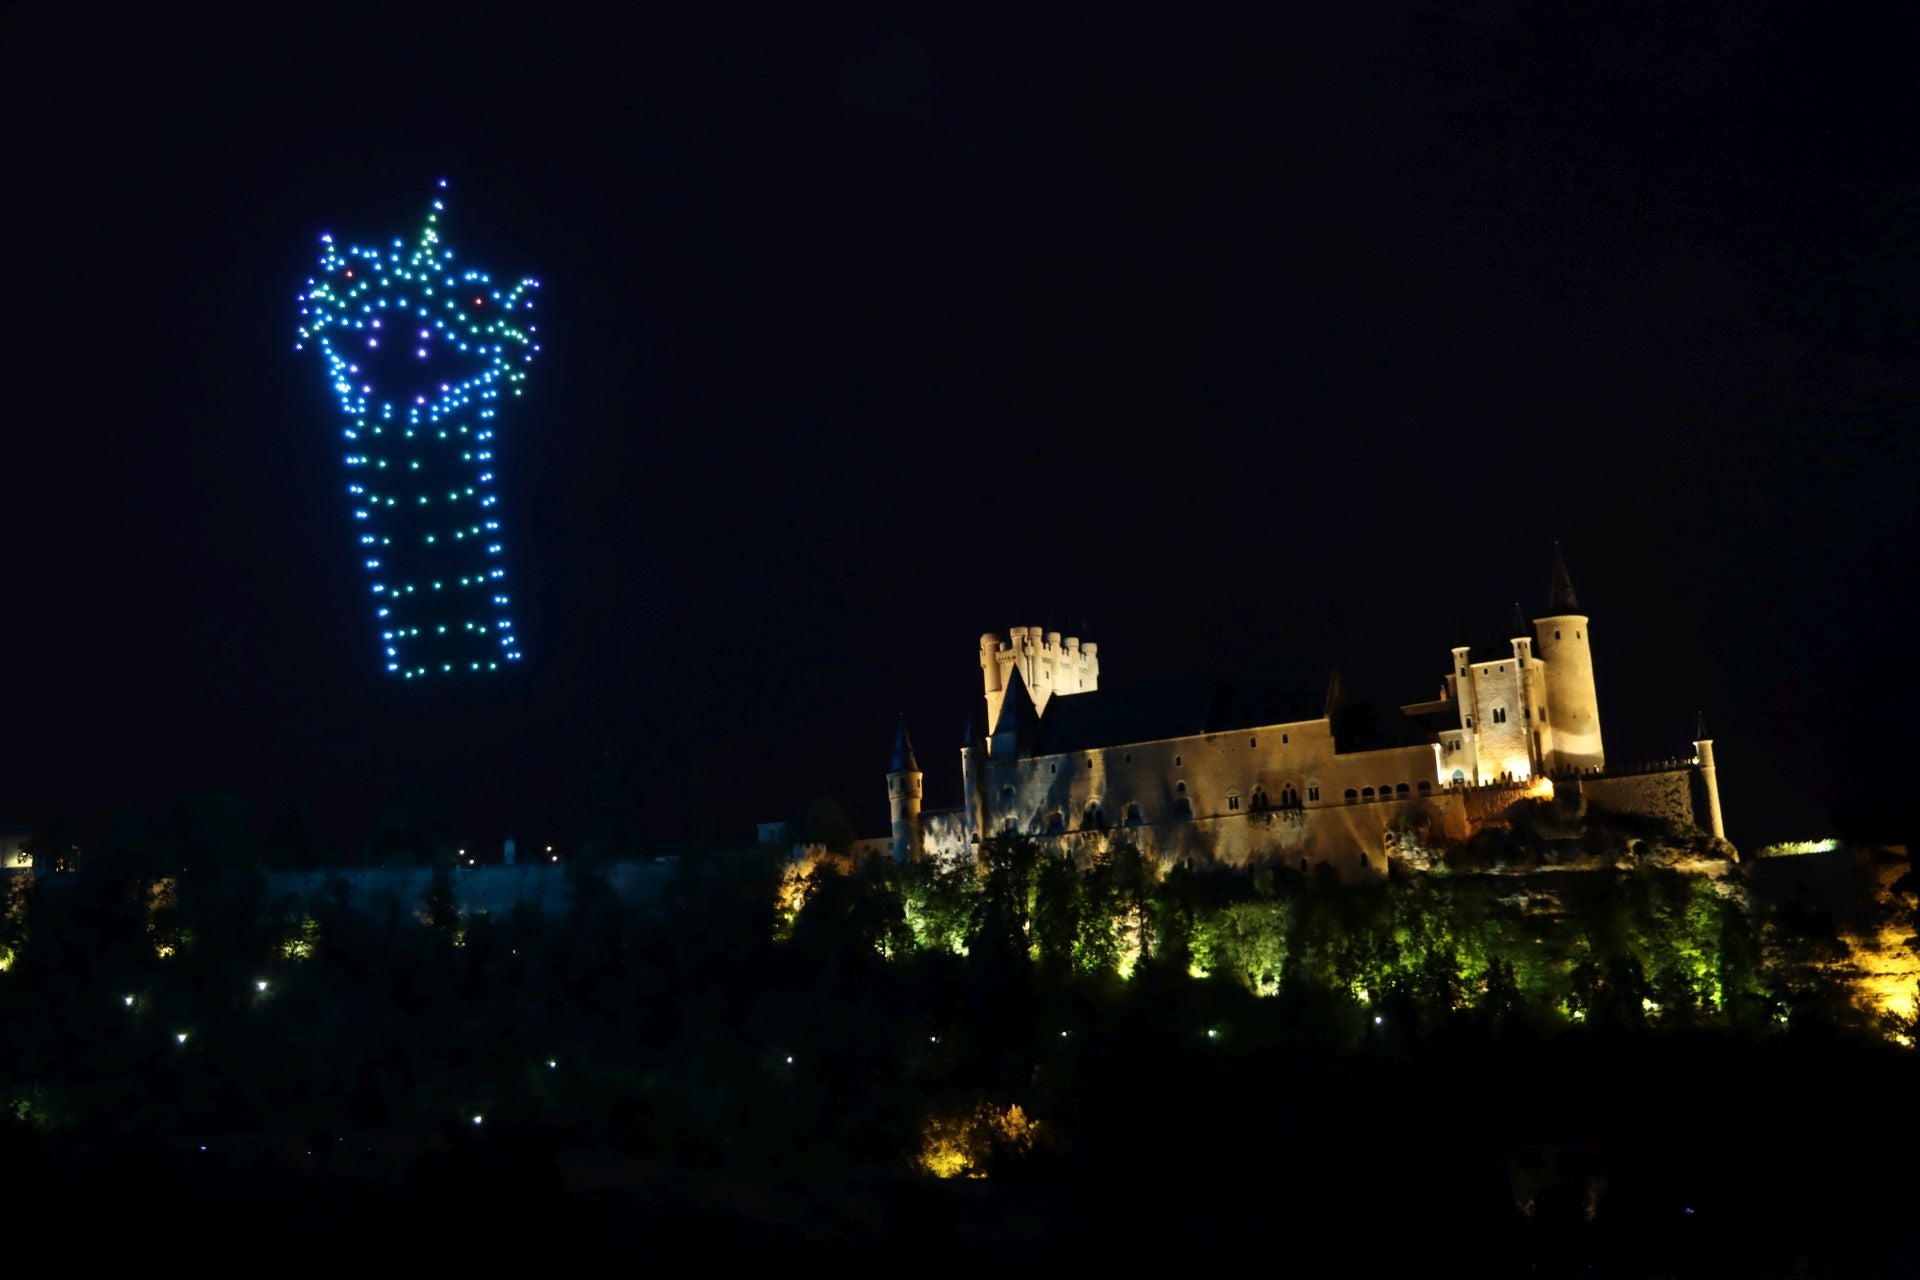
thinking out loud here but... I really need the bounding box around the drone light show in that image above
[295,180,540,677]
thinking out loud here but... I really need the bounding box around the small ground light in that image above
[1206,1028,1218,1039]
[1374,1015,1384,1025]
[785,1055,793,1065]
[546,1059,557,1069]
[123,995,134,1007]
[256,980,269,992]
[175,1032,189,1044]
[471,1114,483,1126]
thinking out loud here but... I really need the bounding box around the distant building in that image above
[864,549,1726,882]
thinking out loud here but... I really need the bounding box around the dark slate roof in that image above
[991,664,1039,739]
[1403,703,1463,735]
[1549,543,1581,613]
[1027,673,1331,756]
[1332,703,1437,752]
[889,715,919,773]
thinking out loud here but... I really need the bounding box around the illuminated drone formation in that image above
[295,181,541,677]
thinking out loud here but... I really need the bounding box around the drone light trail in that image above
[295,181,541,677]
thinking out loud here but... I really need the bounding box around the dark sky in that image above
[4,4,1915,853]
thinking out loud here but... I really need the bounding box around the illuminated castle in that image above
[875,550,1727,881]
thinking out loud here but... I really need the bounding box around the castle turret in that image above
[887,715,923,863]
[1533,545,1605,772]
[1510,602,1545,774]
[1693,712,1727,844]
[959,712,983,845]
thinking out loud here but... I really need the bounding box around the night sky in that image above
[5,5,1916,853]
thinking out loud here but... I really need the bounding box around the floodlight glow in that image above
[296,181,541,676]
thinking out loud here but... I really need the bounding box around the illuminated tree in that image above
[296,181,541,677]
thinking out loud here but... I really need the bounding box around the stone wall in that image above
[1577,767,1698,829]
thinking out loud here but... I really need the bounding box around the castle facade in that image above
[872,551,1727,882]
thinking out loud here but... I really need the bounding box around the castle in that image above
[863,550,1727,881]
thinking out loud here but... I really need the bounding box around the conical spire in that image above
[889,715,920,773]
[993,663,1038,738]
[960,712,975,748]
[1511,601,1529,639]
[1548,543,1581,613]
[1694,710,1708,741]
[1323,668,1347,717]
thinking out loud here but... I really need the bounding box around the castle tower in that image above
[1532,545,1605,772]
[887,716,923,863]
[1448,644,1482,785]
[981,626,1097,728]
[1692,713,1727,844]
[958,712,983,845]
[1509,602,1546,774]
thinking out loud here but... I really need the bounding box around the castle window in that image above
[1344,789,1358,803]
[1125,803,1143,826]
[1418,780,1431,795]
[1001,785,1015,801]
[1228,793,1241,811]
[1249,737,1256,748]
[1308,785,1319,802]
[1050,763,1056,774]
[1084,804,1104,829]
[1576,631,1581,639]
[1176,781,1187,795]
[1282,733,1288,744]
[1047,811,1065,833]
[1538,707,1546,722]
[1555,630,1561,640]
[1465,716,1473,729]
[1175,797,1193,818]
[1250,787,1269,812]
[1395,783,1409,797]
[1492,708,1507,724]
[1175,755,1182,767]
[1362,787,1375,800]
[1125,754,1132,764]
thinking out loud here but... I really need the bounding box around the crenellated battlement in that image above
[980,625,1099,729]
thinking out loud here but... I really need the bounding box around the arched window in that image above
[1047,811,1065,833]
[1125,803,1143,826]
[1249,737,1257,748]
[1175,781,1187,794]
[1084,804,1104,830]
[1417,780,1431,795]
[1395,783,1409,797]
[1000,785,1015,801]
[1175,797,1193,818]
[1362,787,1375,800]
[1175,755,1182,767]
[1227,792,1241,811]
[1250,787,1270,812]
[1452,769,1466,785]
[1345,788,1358,803]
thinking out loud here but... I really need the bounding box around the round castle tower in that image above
[1532,546,1605,772]
[887,715,923,863]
